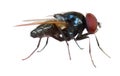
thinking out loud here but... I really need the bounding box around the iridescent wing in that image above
[16,18,67,29]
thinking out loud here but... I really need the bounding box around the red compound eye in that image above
[86,13,98,34]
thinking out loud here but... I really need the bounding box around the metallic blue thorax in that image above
[55,12,86,40]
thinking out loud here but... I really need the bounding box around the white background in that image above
[0,0,119,76]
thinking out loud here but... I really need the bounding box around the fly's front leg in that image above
[75,33,89,40]
[75,33,96,67]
